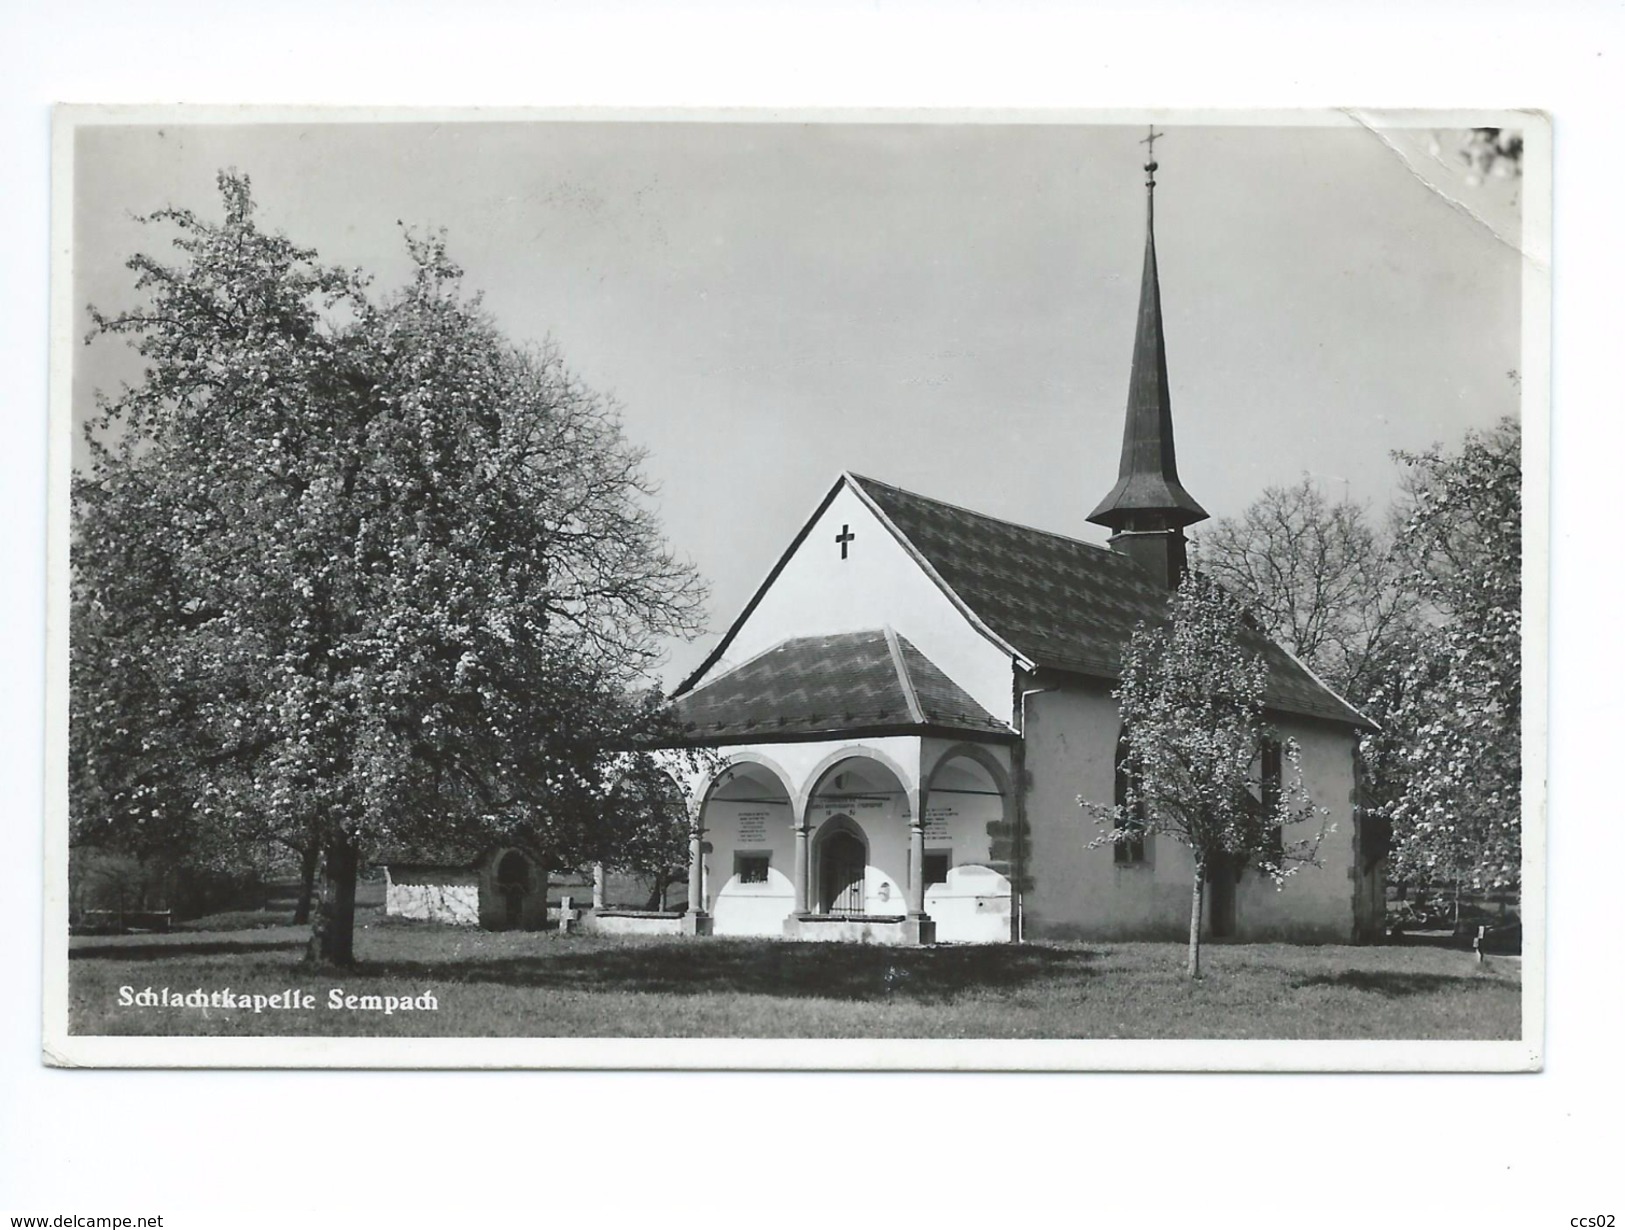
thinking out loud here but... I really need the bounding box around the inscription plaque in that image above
[737,811,769,844]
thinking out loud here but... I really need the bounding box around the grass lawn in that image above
[66,912,1521,1040]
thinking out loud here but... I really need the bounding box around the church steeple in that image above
[1087,128,1209,588]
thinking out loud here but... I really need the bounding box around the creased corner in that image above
[42,1041,82,1068]
[1338,108,1541,271]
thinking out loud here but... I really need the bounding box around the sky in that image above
[71,116,1525,688]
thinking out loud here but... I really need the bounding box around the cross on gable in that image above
[835,524,856,560]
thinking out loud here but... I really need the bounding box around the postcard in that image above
[45,107,1547,1070]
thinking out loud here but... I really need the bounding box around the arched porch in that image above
[699,758,797,936]
[921,742,1017,942]
[786,749,933,944]
[681,737,1014,944]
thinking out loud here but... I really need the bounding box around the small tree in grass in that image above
[1083,571,1327,977]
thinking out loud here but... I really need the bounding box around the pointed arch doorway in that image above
[495,850,531,930]
[813,816,868,915]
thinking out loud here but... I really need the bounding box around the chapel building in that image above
[659,145,1385,945]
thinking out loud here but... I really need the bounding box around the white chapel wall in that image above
[1019,679,1362,941]
[702,483,1015,724]
[1019,679,1181,939]
[1224,719,1361,941]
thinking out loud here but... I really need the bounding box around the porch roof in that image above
[671,629,1014,745]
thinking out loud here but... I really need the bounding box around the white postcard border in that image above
[43,104,1551,1072]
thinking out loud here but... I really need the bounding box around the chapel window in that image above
[923,851,951,888]
[1260,738,1284,867]
[1113,734,1148,865]
[734,852,771,885]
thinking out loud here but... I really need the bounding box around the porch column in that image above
[902,785,935,945]
[908,817,927,916]
[792,822,810,915]
[682,815,712,935]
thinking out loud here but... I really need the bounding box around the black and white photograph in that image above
[16,0,1625,1217]
[43,110,1544,1071]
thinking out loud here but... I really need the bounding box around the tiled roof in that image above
[373,839,484,869]
[850,474,1370,728]
[897,638,1001,730]
[673,629,1012,743]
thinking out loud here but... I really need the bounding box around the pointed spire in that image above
[1088,128,1209,535]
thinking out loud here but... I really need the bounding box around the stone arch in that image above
[799,751,914,920]
[925,741,1014,801]
[699,755,799,936]
[799,744,918,825]
[918,744,1019,942]
[488,845,537,931]
[923,742,1015,849]
[603,762,691,912]
[699,750,797,816]
[810,813,870,914]
[606,761,688,807]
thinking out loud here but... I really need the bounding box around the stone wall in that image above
[382,848,550,930]
[785,915,911,944]
[584,911,686,937]
[383,868,480,926]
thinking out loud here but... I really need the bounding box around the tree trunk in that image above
[291,840,320,925]
[1187,863,1205,979]
[304,835,359,967]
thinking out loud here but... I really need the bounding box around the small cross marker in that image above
[835,524,856,560]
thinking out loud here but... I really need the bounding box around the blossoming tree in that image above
[72,173,707,964]
[1085,571,1324,977]
[1378,418,1521,900]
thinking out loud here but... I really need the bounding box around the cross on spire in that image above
[1087,121,1208,556]
[1140,125,1163,187]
